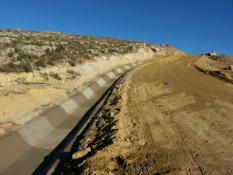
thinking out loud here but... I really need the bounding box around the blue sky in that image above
[0,0,233,55]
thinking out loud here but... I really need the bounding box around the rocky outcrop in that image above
[194,55,233,83]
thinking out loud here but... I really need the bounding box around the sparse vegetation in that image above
[7,51,14,57]
[66,69,80,76]
[35,57,48,68]
[0,29,150,73]
[0,59,33,72]
[48,72,62,80]
[68,60,76,67]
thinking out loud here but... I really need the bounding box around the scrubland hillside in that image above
[0,29,184,134]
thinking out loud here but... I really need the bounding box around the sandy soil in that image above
[64,55,233,174]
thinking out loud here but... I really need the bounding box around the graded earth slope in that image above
[70,55,233,174]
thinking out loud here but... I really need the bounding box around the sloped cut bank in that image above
[0,47,153,135]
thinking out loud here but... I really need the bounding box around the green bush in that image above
[33,40,43,46]
[0,60,33,73]
[21,61,33,72]
[35,57,47,68]
[17,52,38,62]
[68,60,76,67]
[55,45,65,52]
[49,72,62,80]
[0,62,17,72]
[7,51,14,57]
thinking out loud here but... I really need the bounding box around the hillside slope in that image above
[0,30,184,135]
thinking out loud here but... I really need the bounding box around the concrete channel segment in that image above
[0,61,143,175]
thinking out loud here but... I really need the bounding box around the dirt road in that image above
[119,56,233,175]
[63,56,233,175]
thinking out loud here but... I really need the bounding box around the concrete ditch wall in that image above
[0,61,143,175]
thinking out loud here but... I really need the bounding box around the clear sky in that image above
[0,0,233,55]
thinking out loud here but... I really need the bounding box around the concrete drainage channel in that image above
[0,61,143,175]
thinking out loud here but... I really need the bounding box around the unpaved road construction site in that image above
[58,56,233,175]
